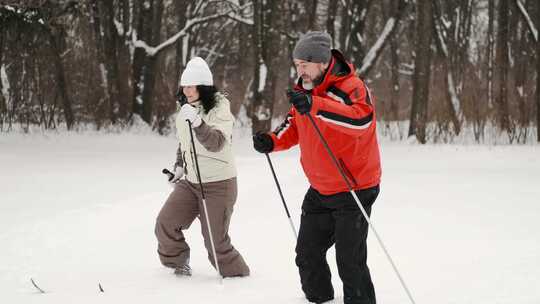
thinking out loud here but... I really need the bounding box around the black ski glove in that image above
[288,90,312,115]
[253,132,274,153]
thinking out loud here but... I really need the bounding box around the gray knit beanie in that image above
[293,31,332,63]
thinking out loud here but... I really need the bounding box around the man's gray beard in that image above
[302,73,324,90]
[312,69,326,87]
[313,75,324,87]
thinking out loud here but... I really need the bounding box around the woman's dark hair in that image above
[197,85,218,114]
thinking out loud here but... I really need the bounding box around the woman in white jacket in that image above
[155,57,249,277]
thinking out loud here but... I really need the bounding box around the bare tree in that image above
[510,0,535,143]
[515,0,538,41]
[357,0,410,76]
[0,0,537,142]
[408,0,433,143]
[537,0,540,142]
[487,0,495,109]
[250,0,288,133]
[0,28,5,130]
[89,0,123,125]
[129,0,243,125]
[388,0,401,123]
[339,0,372,67]
[326,0,338,45]
[307,0,319,29]
[515,0,539,141]
[47,25,75,129]
[141,0,164,124]
[496,0,512,137]
[432,0,474,135]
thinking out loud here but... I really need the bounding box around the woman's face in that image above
[182,86,200,103]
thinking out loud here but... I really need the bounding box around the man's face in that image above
[293,59,329,86]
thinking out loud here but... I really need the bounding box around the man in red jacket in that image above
[253,31,381,304]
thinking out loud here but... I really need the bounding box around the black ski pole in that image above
[305,112,417,304]
[186,120,223,284]
[265,153,298,239]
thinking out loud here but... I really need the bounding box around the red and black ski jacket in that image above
[270,50,381,195]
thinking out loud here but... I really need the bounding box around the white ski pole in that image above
[305,112,417,304]
[187,120,223,284]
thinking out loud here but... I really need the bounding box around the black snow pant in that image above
[295,185,379,304]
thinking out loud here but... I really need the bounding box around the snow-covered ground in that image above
[1,129,539,304]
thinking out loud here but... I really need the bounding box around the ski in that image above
[30,278,105,293]
[30,278,45,293]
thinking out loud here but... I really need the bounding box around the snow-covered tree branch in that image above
[132,7,239,57]
[358,0,409,76]
[515,0,538,42]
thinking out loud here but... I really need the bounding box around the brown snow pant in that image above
[155,177,250,277]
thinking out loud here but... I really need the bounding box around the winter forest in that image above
[2,1,540,303]
[0,0,539,143]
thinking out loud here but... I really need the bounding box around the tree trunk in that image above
[90,0,112,125]
[307,0,318,29]
[250,0,286,134]
[496,0,511,134]
[250,0,268,133]
[115,0,132,120]
[487,0,495,109]
[346,1,370,66]
[174,1,190,88]
[513,0,530,141]
[48,29,74,129]
[101,0,121,124]
[338,0,351,53]
[141,0,164,125]
[326,0,338,46]
[432,0,465,135]
[408,0,433,143]
[537,0,540,142]
[389,0,400,122]
[131,1,149,120]
[0,29,5,130]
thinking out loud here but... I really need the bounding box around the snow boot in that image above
[174,264,192,276]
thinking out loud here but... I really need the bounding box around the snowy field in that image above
[1,128,539,304]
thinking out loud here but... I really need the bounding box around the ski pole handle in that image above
[162,168,174,181]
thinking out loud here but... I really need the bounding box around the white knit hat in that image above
[180,57,214,86]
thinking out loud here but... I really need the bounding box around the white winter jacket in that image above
[175,93,237,183]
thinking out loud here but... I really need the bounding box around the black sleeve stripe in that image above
[316,110,373,128]
[273,113,293,138]
[327,86,352,105]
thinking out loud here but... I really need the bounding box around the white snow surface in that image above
[1,129,540,304]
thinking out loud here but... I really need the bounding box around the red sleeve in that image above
[310,78,375,137]
[270,108,299,151]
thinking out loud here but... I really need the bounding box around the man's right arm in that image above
[252,108,299,154]
[270,108,299,152]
